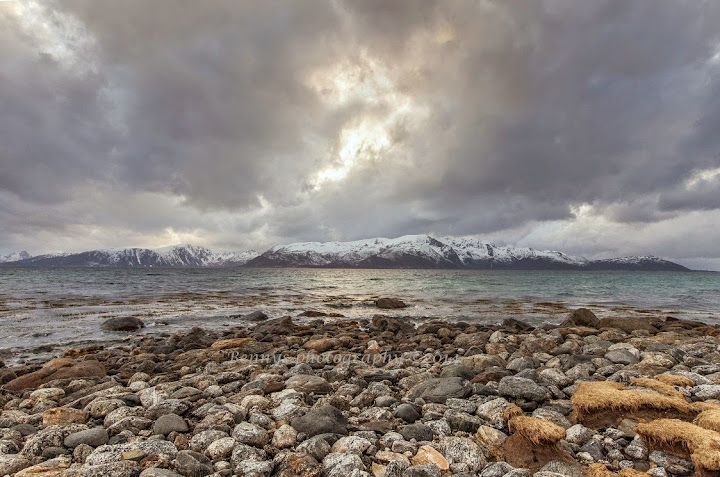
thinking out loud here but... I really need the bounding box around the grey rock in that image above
[438,436,486,473]
[476,397,510,429]
[531,408,572,429]
[230,443,267,469]
[625,436,648,460]
[64,427,109,448]
[440,365,475,380]
[407,377,471,403]
[498,376,549,402]
[537,460,582,477]
[481,462,515,477]
[399,423,434,442]
[73,443,93,463]
[402,465,441,477]
[605,349,639,365]
[580,439,605,462]
[233,422,270,447]
[85,440,178,466]
[140,469,183,477]
[394,403,421,423]
[189,429,228,452]
[564,424,594,445]
[322,452,365,477]
[101,316,145,331]
[693,384,720,400]
[174,450,213,477]
[286,374,333,394]
[297,435,332,461]
[563,308,599,328]
[235,459,274,477]
[153,413,188,436]
[290,405,348,437]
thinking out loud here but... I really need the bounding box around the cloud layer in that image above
[1,0,719,269]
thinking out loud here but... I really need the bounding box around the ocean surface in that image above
[0,267,718,363]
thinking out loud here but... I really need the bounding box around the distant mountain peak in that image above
[0,251,31,263]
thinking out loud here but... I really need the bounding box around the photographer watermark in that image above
[223,350,451,365]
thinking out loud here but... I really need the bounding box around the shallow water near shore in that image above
[0,267,718,362]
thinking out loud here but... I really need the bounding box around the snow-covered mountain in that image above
[245,235,689,271]
[1,237,690,270]
[5,245,258,268]
[0,251,31,263]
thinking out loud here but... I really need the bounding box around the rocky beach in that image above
[2,302,720,477]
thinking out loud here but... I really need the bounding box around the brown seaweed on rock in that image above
[636,418,720,473]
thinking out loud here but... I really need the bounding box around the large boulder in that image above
[101,316,145,332]
[562,308,599,328]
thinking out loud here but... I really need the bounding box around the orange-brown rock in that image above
[411,445,449,470]
[303,338,338,353]
[211,337,254,350]
[42,407,88,426]
[3,359,106,392]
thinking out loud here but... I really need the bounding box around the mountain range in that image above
[0,235,690,271]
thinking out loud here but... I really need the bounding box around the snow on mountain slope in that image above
[0,251,31,263]
[4,245,258,267]
[248,235,592,269]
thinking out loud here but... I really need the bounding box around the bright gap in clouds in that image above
[306,53,426,189]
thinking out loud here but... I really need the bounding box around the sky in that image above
[1,1,719,270]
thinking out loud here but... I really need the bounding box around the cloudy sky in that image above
[1,1,720,270]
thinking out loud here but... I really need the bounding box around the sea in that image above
[0,267,718,364]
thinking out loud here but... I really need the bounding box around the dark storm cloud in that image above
[1,0,719,268]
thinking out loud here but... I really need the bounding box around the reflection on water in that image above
[0,267,718,362]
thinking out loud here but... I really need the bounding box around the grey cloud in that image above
[1,1,720,269]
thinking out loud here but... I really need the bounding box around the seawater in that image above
[0,267,718,363]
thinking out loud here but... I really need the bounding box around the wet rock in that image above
[101,316,145,332]
[562,308,599,328]
[375,298,407,309]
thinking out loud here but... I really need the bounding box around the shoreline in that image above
[1,308,720,476]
